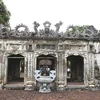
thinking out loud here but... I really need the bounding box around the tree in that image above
[0,0,10,26]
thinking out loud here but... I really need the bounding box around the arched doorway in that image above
[36,54,57,89]
[67,55,84,85]
[37,55,56,71]
[7,54,24,83]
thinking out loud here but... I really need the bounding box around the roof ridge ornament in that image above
[55,21,63,33]
[0,22,99,39]
[43,21,51,34]
[33,21,40,34]
[43,21,51,29]
[15,23,29,32]
[15,23,29,37]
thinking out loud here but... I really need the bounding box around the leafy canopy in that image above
[0,0,10,25]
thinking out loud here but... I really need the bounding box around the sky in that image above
[3,0,100,32]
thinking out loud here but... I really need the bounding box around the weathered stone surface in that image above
[0,22,100,91]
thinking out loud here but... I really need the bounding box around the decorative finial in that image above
[43,21,51,34]
[33,21,40,33]
[55,21,63,33]
[43,21,51,29]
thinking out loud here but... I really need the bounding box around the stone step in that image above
[66,85,87,90]
[3,84,25,90]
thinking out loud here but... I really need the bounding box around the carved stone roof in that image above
[0,22,100,40]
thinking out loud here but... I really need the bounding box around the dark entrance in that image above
[37,55,56,71]
[67,55,84,83]
[7,54,24,83]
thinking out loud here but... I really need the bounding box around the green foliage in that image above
[0,0,10,25]
[70,25,89,33]
[67,60,71,67]
[76,25,89,32]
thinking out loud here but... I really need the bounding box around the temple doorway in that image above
[67,55,84,85]
[37,55,56,71]
[7,54,24,83]
[36,54,57,89]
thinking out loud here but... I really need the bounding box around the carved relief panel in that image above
[6,44,26,51]
[36,44,56,50]
[58,45,64,50]
[64,44,87,51]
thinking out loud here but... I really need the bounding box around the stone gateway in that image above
[0,22,100,90]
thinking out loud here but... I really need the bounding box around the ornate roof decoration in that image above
[0,22,100,40]
[55,21,63,33]
[14,23,29,37]
[43,21,51,29]
[33,21,40,33]
[65,25,98,39]
[43,21,51,34]
[34,21,63,38]
[0,24,10,37]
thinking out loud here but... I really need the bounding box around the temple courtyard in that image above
[0,90,100,100]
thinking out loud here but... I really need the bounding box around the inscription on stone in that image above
[28,53,32,78]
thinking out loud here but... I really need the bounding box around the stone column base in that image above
[24,81,34,91]
[57,85,65,91]
[0,84,3,90]
[25,85,34,90]
[57,80,66,91]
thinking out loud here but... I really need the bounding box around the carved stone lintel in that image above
[65,52,86,58]
[35,51,57,57]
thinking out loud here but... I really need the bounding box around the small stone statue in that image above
[55,21,63,33]
[33,21,40,33]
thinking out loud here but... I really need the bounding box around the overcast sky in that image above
[3,0,100,31]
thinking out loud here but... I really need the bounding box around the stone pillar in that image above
[27,53,33,80]
[0,53,3,90]
[32,54,37,86]
[24,57,27,83]
[3,55,7,84]
[57,51,66,90]
[25,52,34,90]
[64,56,67,87]
[88,53,95,86]
[84,55,89,86]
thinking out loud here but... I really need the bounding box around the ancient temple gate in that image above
[0,22,100,90]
